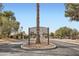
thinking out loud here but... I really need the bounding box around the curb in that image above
[21,43,57,50]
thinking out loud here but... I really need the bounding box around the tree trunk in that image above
[36,3,41,44]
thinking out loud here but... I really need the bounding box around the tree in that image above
[0,11,20,38]
[3,11,14,37]
[50,32,54,38]
[0,4,4,38]
[0,3,3,27]
[71,29,78,39]
[0,3,3,12]
[0,3,20,38]
[36,3,41,44]
[65,4,79,39]
[55,27,72,39]
[65,3,79,21]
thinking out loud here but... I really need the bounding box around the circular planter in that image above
[21,43,56,50]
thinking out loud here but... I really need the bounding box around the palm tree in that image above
[36,3,41,44]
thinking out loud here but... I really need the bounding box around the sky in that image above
[3,3,79,33]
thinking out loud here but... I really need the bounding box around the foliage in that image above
[65,3,79,21]
[55,26,73,39]
[0,4,20,38]
[0,3,4,11]
[71,29,79,39]
[64,3,79,39]
[50,32,54,38]
[54,26,79,39]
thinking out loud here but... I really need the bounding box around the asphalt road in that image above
[0,40,79,56]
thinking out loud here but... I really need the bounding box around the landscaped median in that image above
[21,43,56,50]
[53,39,79,45]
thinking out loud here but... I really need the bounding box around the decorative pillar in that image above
[48,28,49,45]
